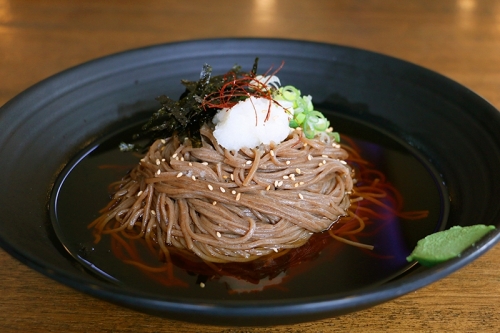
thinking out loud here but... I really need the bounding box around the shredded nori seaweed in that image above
[123,58,259,150]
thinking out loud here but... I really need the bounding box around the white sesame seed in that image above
[180,157,184,161]
[299,181,305,185]
[318,162,323,167]
[286,160,291,165]
[307,154,312,161]
[298,193,304,200]
[172,153,178,158]
[200,282,205,288]
[290,174,296,181]
[191,175,196,181]
[137,190,143,197]
[188,162,193,166]
[156,169,161,175]
[220,187,226,193]
[340,160,347,164]
[283,175,289,180]
[161,139,166,144]
[176,172,183,178]
[235,193,241,201]
[156,159,160,165]
[230,174,234,181]
[266,185,271,191]
[162,158,166,162]
[322,155,328,158]
[202,162,208,166]
[294,183,299,187]
[216,231,221,238]
[295,168,301,174]
[223,175,228,179]
[246,160,252,165]
[212,201,217,205]
[270,150,275,156]
[150,210,156,215]
[277,180,283,187]
[323,160,327,165]
[274,180,279,187]
[273,248,278,253]
[208,184,213,191]
[231,190,237,195]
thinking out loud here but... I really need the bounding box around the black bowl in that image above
[0,38,499,326]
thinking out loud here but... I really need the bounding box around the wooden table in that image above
[1,1,499,331]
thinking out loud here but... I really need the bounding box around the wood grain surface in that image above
[1,1,499,332]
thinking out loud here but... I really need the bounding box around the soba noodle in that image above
[89,125,354,263]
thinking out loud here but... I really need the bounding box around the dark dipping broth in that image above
[50,111,447,301]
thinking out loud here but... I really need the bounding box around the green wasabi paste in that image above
[406,225,496,267]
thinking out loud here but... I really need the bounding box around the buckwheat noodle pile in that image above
[89,125,353,263]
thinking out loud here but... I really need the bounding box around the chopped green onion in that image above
[273,85,338,141]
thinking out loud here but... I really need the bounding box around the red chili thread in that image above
[202,62,286,123]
